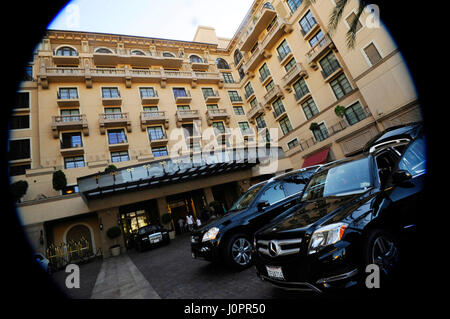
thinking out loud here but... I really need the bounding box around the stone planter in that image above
[110,245,121,257]
[169,231,176,240]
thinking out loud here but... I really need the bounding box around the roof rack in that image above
[369,138,411,154]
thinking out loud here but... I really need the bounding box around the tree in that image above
[11,180,28,202]
[304,0,368,48]
[334,105,347,118]
[52,170,67,192]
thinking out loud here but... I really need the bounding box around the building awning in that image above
[302,148,330,168]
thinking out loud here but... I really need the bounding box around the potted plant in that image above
[334,105,346,118]
[104,164,118,174]
[52,170,67,194]
[161,213,176,239]
[11,180,28,203]
[106,226,122,257]
[309,122,319,132]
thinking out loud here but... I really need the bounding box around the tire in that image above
[363,229,400,281]
[223,232,253,270]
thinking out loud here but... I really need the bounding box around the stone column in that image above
[203,187,215,206]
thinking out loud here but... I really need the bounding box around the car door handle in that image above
[283,203,292,208]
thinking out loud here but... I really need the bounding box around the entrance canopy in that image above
[301,148,329,168]
[78,147,284,201]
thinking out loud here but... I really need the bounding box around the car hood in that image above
[195,209,245,233]
[256,189,374,239]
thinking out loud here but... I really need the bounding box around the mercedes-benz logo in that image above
[269,240,279,257]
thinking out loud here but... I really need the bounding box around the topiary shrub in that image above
[104,164,118,174]
[52,170,67,192]
[334,105,347,118]
[11,180,28,203]
[106,226,122,249]
[309,122,319,131]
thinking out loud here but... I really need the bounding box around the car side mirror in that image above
[392,170,412,184]
[257,200,270,212]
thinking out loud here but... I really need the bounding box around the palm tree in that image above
[304,0,368,48]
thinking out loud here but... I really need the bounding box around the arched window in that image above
[189,55,203,63]
[131,50,146,56]
[55,46,77,56]
[162,52,175,58]
[95,48,114,54]
[234,49,243,66]
[216,58,230,69]
[263,2,275,10]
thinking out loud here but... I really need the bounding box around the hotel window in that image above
[143,106,158,112]
[190,55,203,63]
[301,97,319,120]
[277,40,291,61]
[259,63,271,82]
[9,164,31,177]
[212,121,226,135]
[61,109,80,122]
[202,88,215,99]
[173,87,188,99]
[299,10,317,35]
[312,123,329,142]
[162,52,176,57]
[182,123,199,137]
[55,46,77,56]
[102,87,120,98]
[265,80,275,92]
[104,107,122,119]
[238,65,245,80]
[107,129,127,145]
[293,77,310,101]
[58,88,78,99]
[10,115,30,130]
[233,106,245,115]
[234,49,243,65]
[131,50,146,56]
[207,104,219,110]
[309,30,324,47]
[238,122,252,134]
[345,12,363,33]
[222,72,234,83]
[272,98,286,118]
[255,114,267,129]
[279,116,293,135]
[64,156,85,169]
[147,126,165,141]
[152,147,168,158]
[9,139,30,161]
[61,132,82,148]
[139,87,156,98]
[95,48,114,54]
[287,138,299,150]
[250,97,259,109]
[286,0,303,13]
[228,91,242,102]
[344,102,368,125]
[216,58,230,69]
[177,105,191,111]
[363,43,383,66]
[319,52,341,78]
[284,58,296,72]
[330,73,352,99]
[23,65,33,81]
[111,151,129,162]
[244,82,254,98]
[15,92,30,109]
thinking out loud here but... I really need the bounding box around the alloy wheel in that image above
[231,237,252,266]
[371,235,399,276]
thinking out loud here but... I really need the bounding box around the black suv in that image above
[254,124,424,291]
[191,166,320,269]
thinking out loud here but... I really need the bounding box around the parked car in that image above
[133,225,170,252]
[191,166,321,270]
[33,252,50,273]
[253,127,425,292]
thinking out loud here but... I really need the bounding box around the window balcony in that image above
[149,133,169,147]
[52,52,80,66]
[246,103,265,124]
[273,107,287,121]
[102,95,123,106]
[262,84,284,108]
[281,62,308,91]
[229,95,243,105]
[60,144,85,157]
[99,112,131,134]
[203,90,221,103]
[140,90,159,104]
[175,109,201,127]
[259,72,272,86]
[244,89,255,102]
[93,48,119,66]
[305,34,336,69]
[108,141,129,152]
[174,90,192,104]
[191,58,209,71]
[52,115,89,138]
[300,20,320,41]
[56,93,80,107]
[294,91,312,105]
[243,45,271,75]
[240,6,277,51]
[206,109,230,126]
[140,111,169,130]
[117,50,183,68]
[260,18,293,52]
[321,64,343,82]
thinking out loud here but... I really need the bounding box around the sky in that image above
[47,0,254,41]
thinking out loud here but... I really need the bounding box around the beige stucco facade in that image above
[9,0,421,258]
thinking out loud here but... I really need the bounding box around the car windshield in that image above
[138,225,160,235]
[301,158,372,200]
[228,183,265,211]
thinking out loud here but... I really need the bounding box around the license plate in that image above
[149,234,162,243]
[266,266,285,280]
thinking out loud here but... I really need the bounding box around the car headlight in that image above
[202,227,220,242]
[308,222,348,255]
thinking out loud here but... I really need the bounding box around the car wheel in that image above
[364,230,400,279]
[224,233,253,270]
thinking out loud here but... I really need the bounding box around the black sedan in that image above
[134,225,170,252]
[253,130,425,292]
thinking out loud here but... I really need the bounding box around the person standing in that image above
[186,214,194,232]
[177,218,185,233]
[196,217,202,229]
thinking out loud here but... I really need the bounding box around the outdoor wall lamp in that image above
[99,217,103,230]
